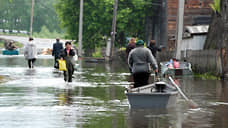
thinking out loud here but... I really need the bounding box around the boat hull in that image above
[126,91,178,108]
[125,82,178,109]
[2,49,19,55]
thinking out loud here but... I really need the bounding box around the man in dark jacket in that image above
[52,38,63,69]
[147,40,161,57]
[59,41,75,82]
[128,40,158,88]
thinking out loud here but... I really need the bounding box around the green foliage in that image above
[55,0,155,53]
[0,0,62,33]
[33,26,65,38]
[92,47,103,58]
[0,40,23,48]
[210,0,221,13]
[194,72,218,80]
[14,41,23,48]
[119,47,126,51]
[0,41,4,48]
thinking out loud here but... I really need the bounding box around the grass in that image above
[194,72,219,80]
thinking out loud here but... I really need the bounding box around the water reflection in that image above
[213,81,228,128]
[128,109,175,128]
[57,88,73,106]
[24,69,36,76]
[0,55,228,128]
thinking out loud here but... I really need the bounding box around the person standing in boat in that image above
[128,40,158,88]
[24,37,37,69]
[147,40,161,58]
[59,41,75,82]
[52,38,63,69]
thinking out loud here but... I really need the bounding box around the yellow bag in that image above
[58,60,67,71]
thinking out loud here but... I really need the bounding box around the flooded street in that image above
[0,55,228,128]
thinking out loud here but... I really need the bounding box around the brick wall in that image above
[167,0,213,49]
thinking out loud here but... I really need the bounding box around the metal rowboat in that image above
[125,81,178,109]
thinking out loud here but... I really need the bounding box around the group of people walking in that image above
[23,36,159,85]
[23,37,76,83]
[126,38,161,88]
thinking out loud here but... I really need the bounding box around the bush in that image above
[92,47,103,58]
[33,26,65,39]
[15,42,24,48]
[194,72,218,80]
[0,41,4,48]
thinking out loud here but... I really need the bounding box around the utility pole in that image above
[30,0,35,37]
[78,0,84,57]
[175,0,185,59]
[160,0,168,49]
[108,0,118,61]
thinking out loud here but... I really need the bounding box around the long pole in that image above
[175,0,185,59]
[78,0,84,57]
[30,0,35,37]
[109,0,118,61]
[160,0,168,49]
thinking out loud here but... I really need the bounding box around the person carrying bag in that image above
[58,59,67,71]
[59,41,75,82]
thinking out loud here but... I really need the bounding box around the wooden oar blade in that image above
[169,77,199,109]
[188,99,198,109]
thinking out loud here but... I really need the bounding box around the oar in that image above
[169,76,198,109]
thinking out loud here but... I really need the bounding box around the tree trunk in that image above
[145,15,153,46]
[204,0,228,49]
[204,0,228,78]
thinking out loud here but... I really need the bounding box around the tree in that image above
[204,0,228,49]
[0,0,61,33]
[204,0,228,78]
[55,0,156,56]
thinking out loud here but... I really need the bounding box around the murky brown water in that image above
[0,55,227,128]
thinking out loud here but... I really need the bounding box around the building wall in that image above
[181,35,207,50]
[167,0,213,49]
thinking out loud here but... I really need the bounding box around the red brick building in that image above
[167,0,213,50]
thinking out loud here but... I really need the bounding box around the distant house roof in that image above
[185,25,209,34]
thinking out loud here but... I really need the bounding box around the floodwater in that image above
[0,55,228,128]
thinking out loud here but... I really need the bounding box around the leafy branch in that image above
[210,0,221,14]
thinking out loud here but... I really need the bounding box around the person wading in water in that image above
[52,38,63,69]
[59,41,75,82]
[24,37,37,69]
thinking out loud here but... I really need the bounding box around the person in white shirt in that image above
[24,37,37,68]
